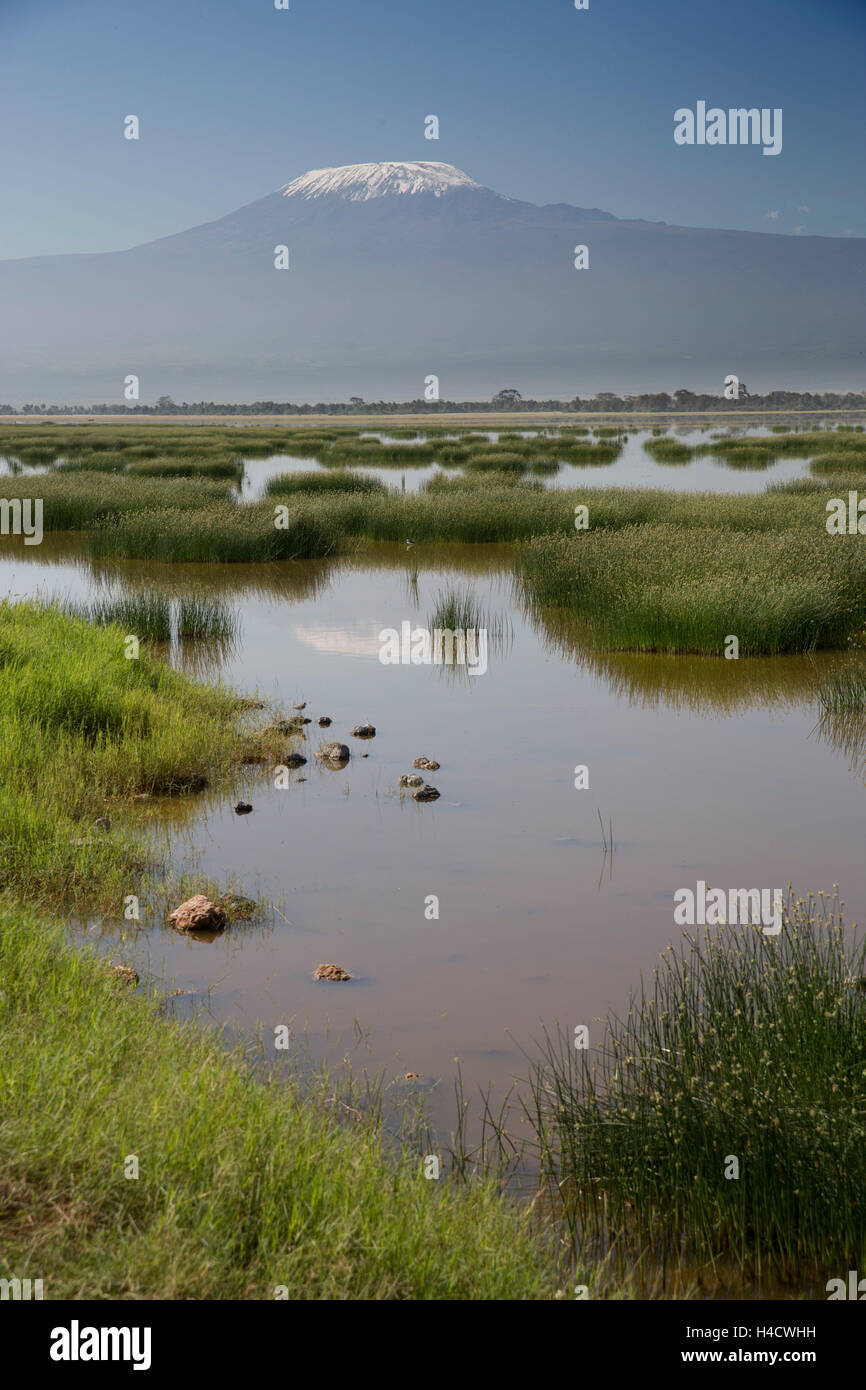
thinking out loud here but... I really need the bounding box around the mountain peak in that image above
[279,161,487,202]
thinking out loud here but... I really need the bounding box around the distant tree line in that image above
[2,387,865,416]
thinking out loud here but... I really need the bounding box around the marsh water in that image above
[235,423,819,497]
[0,422,831,494]
[4,423,866,1141]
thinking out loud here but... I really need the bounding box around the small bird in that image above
[405,538,416,550]
[293,701,307,710]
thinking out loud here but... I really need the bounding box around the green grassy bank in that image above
[0,904,556,1299]
[0,601,243,909]
[0,601,557,1299]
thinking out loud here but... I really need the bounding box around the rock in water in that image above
[234,801,253,814]
[351,723,376,738]
[317,741,350,762]
[168,895,227,933]
[412,784,440,802]
[283,753,306,768]
[316,716,332,727]
[399,773,424,788]
[315,963,351,982]
[413,756,440,771]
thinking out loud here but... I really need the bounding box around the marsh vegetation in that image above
[4,415,866,1299]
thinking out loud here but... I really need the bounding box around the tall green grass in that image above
[552,441,621,464]
[126,454,243,479]
[519,524,866,654]
[429,584,488,633]
[525,891,866,1285]
[642,437,694,464]
[325,439,438,466]
[62,592,173,639]
[422,471,541,493]
[427,584,512,657]
[809,452,866,476]
[0,601,242,908]
[702,432,866,462]
[0,904,558,1299]
[264,469,386,496]
[88,501,339,563]
[177,595,241,641]
[463,450,530,471]
[0,472,232,530]
[59,592,238,643]
[56,452,132,473]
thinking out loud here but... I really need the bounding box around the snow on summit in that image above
[279,161,485,201]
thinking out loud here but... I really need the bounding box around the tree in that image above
[492,388,522,406]
[349,396,365,408]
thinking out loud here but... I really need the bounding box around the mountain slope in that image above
[1,161,863,403]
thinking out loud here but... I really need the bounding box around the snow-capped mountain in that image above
[280,161,487,201]
[0,160,864,403]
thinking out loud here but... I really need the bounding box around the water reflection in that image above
[530,600,841,714]
[814,706,866,782]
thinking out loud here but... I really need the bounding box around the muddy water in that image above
[4,531,866,1136]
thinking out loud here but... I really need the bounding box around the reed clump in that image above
[264,469,386,496]
[88,501,339,563]
[642,437,694,464]
[126,454,243,479]
[525,890,866,1284]
[0,472,232,531]
[809,452,866,476]
[463,450,530,471]
[519,524,866,654]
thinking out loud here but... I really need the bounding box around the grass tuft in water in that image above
[522,889,866,1286]
[264,469,386,496]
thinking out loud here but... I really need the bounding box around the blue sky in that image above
[1,0,863,258]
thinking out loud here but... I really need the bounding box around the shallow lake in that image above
[3,503,866,1138]
[235,424,824,498]
[0,422,834,494]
